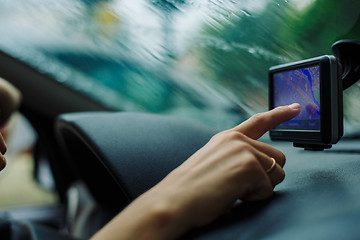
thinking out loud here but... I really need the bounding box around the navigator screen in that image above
[273,65,320,130]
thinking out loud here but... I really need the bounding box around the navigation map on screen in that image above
[273,65,320,130]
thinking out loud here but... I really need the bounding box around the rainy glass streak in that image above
[0,0,359,132]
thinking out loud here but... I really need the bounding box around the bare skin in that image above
[0,78,21,127]
[90,103,301,240]
[0,77,21,170]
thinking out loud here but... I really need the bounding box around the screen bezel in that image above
[269,56,334,144]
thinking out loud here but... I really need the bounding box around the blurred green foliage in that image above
[196,0,360,115]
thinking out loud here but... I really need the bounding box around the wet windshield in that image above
[0,0,359,133]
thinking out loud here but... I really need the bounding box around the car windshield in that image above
[0,0,359,133]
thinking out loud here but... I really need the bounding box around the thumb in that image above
[233,103,301,140]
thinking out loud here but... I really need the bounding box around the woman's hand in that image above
[150,103,301,228]
[91,103,301,240]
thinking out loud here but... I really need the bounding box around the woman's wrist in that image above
[91,184,193,240]
[131,184,194,239]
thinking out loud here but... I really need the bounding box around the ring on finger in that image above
[265,157,277,174]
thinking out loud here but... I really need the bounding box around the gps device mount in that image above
[302,39,360,150]
[269,39,360,151]
[331,40,360,90]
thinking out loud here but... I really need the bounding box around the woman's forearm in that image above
[90,184,192,240]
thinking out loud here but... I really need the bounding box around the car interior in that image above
[0,0,359,239]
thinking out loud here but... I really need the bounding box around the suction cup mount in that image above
[297,39,360,151]
[332,39,360,90]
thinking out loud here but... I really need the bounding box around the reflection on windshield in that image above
[0,0,359,132]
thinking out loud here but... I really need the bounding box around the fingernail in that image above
[288,103,301,110]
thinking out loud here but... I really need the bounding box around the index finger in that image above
[233,103,301,140]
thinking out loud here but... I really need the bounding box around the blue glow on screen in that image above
[273,65,320,130]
